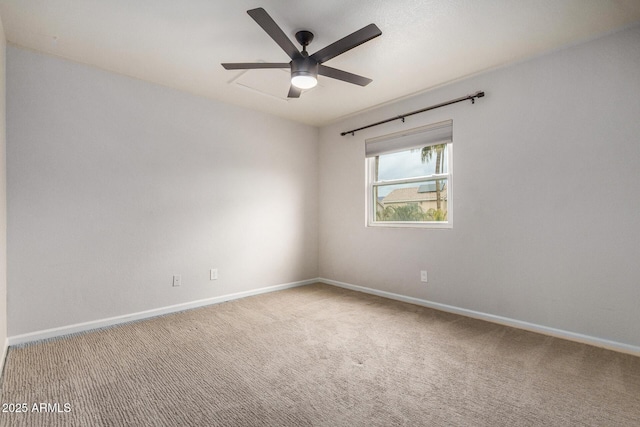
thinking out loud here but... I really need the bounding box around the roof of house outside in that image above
[382,185,447,204]
[418,182,446,193]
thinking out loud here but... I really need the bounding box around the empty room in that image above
[0,1,639,425]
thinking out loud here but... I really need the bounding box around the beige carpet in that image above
[1,283,639,426]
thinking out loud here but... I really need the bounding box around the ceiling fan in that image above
[222,8,382,98]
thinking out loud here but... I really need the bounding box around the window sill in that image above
[366,221,452,229]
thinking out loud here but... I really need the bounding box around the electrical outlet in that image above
[420,270,428,283]
[173,275,181,287]
[210,269,218,280]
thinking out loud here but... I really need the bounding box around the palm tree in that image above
[421,144,446,210]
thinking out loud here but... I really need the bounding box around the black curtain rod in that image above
[340,91,485,136]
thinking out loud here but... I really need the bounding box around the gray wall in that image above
[319,25,640,347]
[7,46,319,336]
[0,16,7,364]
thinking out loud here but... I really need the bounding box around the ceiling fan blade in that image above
[287,85,302,98]
[310,23,381,64]
[318,65,373,86]
[247,8,302,61]
[222,62,289,70]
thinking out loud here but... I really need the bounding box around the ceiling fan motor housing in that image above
[291,57,318,77]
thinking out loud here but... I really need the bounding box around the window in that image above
[366,120,453,228]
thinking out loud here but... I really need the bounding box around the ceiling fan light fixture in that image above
[291,72,317,89]
[291,57,319,90]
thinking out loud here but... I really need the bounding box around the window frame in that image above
[365,122,453,229]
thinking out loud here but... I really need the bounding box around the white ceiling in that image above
[1,0,639,126]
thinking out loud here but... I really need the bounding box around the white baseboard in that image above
[319,278,640,357]
[8,277,640,357]
[8,279,317,346]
